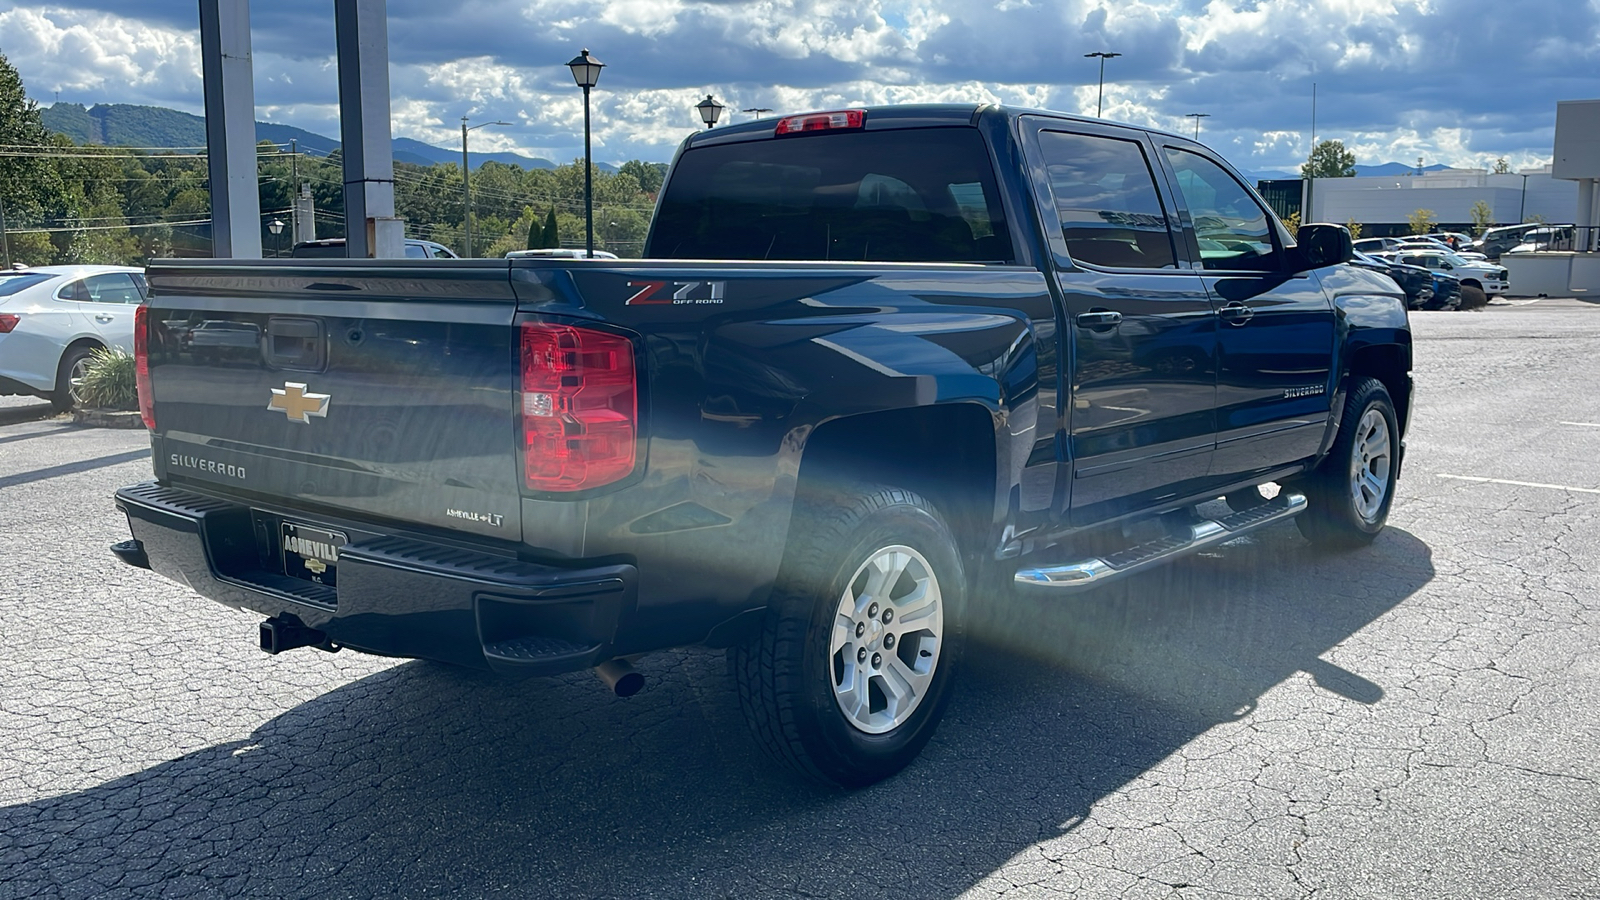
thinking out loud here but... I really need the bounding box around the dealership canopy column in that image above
[196,0,402,258]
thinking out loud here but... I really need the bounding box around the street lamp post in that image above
[1185,112,1210,140]
[567,49,606,258]
[696,95,725,129]
[267,218,285,257]
[461,117,511,258]
[1084,51,1121,117]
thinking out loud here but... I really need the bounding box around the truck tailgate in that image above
[144,261,522,540]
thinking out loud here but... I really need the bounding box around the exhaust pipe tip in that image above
[595,659,644,698]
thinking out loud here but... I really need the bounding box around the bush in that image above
[74,347,139,410]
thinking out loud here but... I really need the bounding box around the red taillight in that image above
[0,313,19,333]
[519,322,637,492]
[774,109,866,136]
[134,304,155,430]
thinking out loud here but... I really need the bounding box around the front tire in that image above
[1297,378,1399,548]
[733,485,965,788]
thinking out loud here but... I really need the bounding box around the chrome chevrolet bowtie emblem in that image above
[268,382,330,423]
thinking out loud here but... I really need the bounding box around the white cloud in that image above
[0,0,1593,172]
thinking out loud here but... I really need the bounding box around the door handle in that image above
[1218,302,1255,325]
[94,315,114,323]
[1075,310,1123,329]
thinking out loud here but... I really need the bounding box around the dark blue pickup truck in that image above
[113,104,1411,787]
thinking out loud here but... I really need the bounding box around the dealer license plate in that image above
[280,521,347,587]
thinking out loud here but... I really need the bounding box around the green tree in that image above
[542,206,560,248]
[0,50,70,262]
[1407,208,1438,235]
[1302,139,1357,179]
[527,213,544,249]
[1492,157,1512,175]
[1468,200,1494,236]
[1282,211,1300,239]
[1345,219,1363,240]
[619,159,666,195]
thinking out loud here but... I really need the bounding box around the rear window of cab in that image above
[648,127,1013,264]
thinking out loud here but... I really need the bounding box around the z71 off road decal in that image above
[627,280,725,305]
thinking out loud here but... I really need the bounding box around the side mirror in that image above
[1292,223,1354,271]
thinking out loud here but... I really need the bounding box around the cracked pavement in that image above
[2,300,1597,898]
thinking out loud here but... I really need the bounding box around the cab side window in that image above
[1037,131,1177,270]
[1162,148,1279,271]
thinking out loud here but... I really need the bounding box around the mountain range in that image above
[41,102,1456,182]
[38,102,588,171]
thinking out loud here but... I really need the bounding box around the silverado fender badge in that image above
[268,382,331,423]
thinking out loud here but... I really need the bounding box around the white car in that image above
[0,265,148,408]
[1393,238,1489,261]
[504,248,620,259]
[1385,250,1509,297]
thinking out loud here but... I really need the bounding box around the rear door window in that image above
[80,273,143,303]
[649,127,1013,263]
[1035,131,1177,269]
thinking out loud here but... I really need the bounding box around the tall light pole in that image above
[1186,112,1210,140]
[567,48,605,258]
[1084,51,1121,118]
[461,117,510,258]
[696,95,726,129]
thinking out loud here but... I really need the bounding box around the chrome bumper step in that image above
[1014,492,1307,592]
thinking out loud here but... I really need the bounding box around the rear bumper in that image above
[113,481,637,675]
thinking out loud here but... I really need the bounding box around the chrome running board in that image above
[1014,492,1307,592]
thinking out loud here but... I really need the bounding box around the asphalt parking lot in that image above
[2,300,1598,899]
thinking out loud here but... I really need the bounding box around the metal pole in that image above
[461,117,471,257]
[290,138,298,245]
[1096,56,1106,117]
[0,194,11,268]
[584,84,594,257]
[1520,173,1529,223]
[1306,82,1316,224]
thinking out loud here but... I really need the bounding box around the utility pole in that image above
[1305,82,1317,224]
[0,194,11,268]
[290,138,298,245]
[460,118,510,258]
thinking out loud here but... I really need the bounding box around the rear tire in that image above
[1297,378,1399,548]
[50,345,95,411]
[732,484,965,788]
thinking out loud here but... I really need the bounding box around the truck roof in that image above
[681,103,1196,151]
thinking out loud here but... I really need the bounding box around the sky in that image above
[0,0,1593,174]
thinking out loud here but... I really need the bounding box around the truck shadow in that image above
[0,525,1432,899]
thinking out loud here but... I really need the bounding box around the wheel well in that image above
[1460,278,1481,289]
[57,338,105,376]
[796,404,997,551]
[1348,343,1411,433]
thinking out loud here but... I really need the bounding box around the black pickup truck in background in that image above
[113,105,1411,787]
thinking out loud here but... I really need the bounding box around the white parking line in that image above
[1437,473,1600,495]
[1559,421,1600,428]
